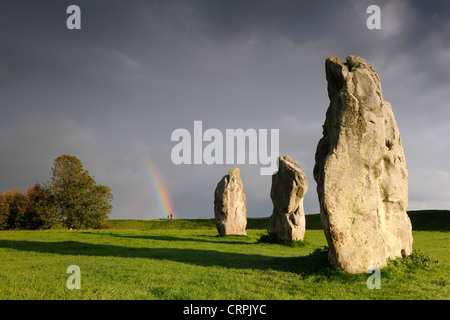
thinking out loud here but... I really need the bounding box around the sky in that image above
[0,0,449,220]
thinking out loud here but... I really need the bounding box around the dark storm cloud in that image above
[0,0,449,218]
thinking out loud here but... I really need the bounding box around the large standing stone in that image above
[313,55,413,273]
[214,168,247,235]
[269,156,308,241]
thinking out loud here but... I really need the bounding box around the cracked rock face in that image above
[313,55,413,273]
[214,168,247,235]
[269,156,307,241]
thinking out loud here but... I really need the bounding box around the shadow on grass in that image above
[0,239,334,276]
[85,233,253,245]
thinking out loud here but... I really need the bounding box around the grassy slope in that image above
[108,210,450,231]
[0,210,448,300]
[107,215,314,231]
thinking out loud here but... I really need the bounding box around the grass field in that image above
[0,211,448,300]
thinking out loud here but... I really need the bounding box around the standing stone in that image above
[214,168,247,235]
[313,55,413,273]
[269,156,308,241]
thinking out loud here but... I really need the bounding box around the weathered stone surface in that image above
[214,168,247,235]
[269,156,307,241]
[313,55,413,273]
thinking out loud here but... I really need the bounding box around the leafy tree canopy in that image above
[50,154,113,229]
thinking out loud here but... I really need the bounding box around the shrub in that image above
[100,222,115,230]
[257,230,308,247]
[387,250,439,272]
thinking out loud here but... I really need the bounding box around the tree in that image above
[50,155,113,229]
[0,185,58,230]
[22,183,58,230]
[0,191,12,230]
[5,190,28,229]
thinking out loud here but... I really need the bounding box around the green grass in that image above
[107,210,448,231]
[107,216,274,231]
[0,211,448,300]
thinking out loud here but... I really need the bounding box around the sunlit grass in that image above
[0,225,448,299]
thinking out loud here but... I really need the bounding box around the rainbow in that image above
[142,156,177,219]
